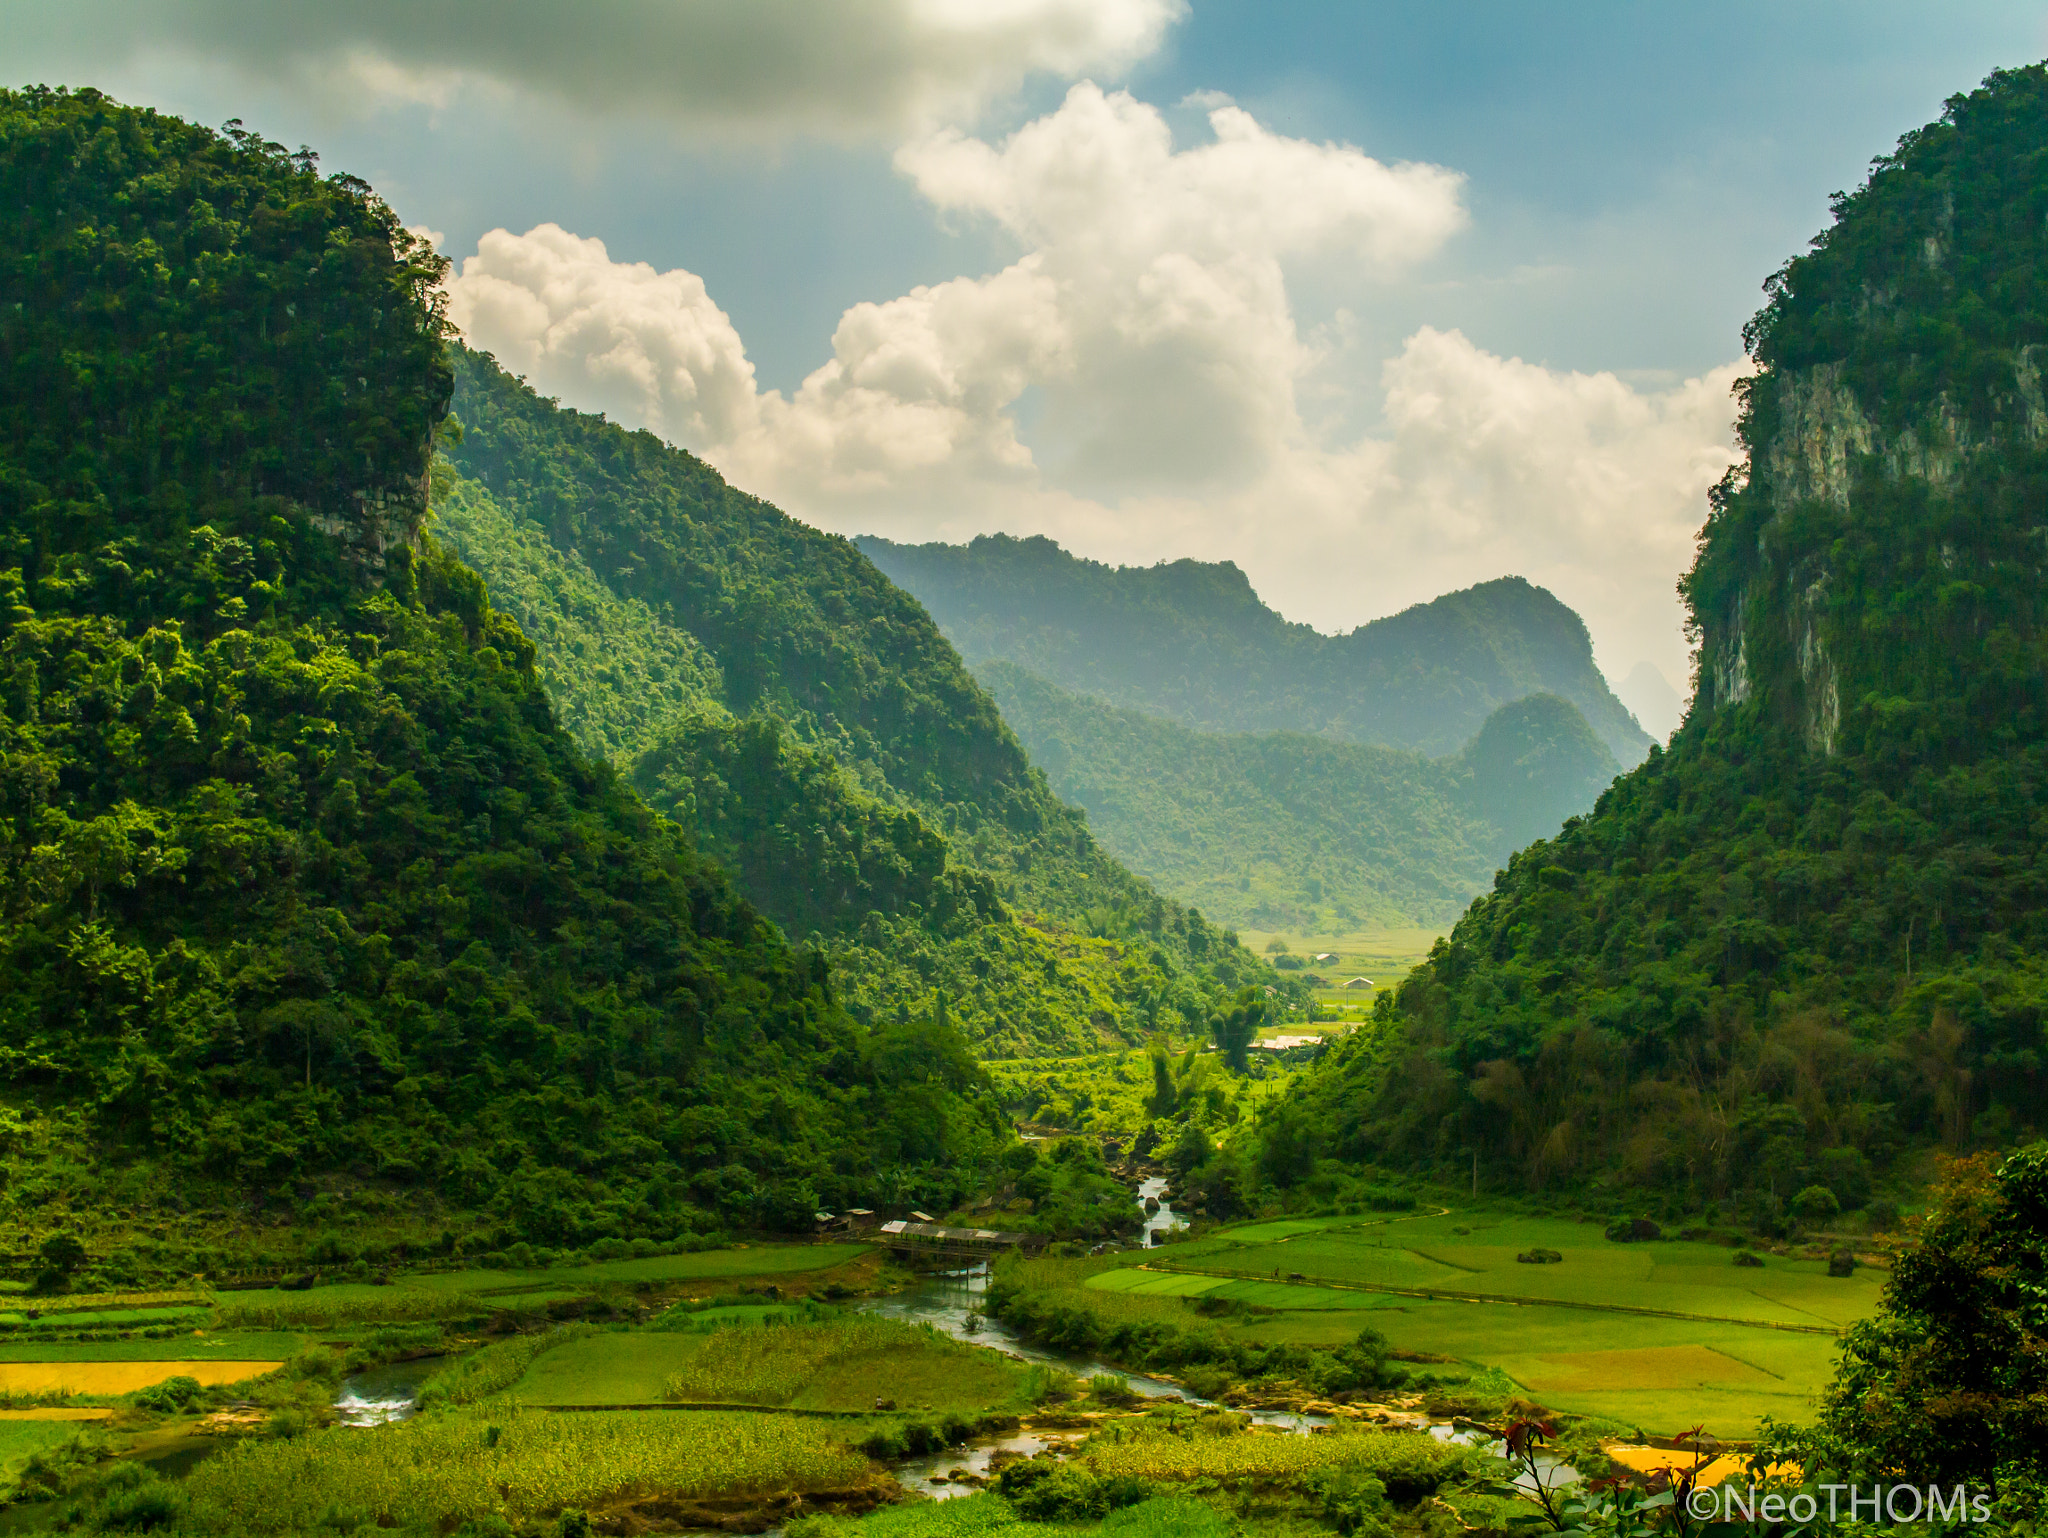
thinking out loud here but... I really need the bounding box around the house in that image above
[1313,953,1338,964]
[1343,976,1374,989]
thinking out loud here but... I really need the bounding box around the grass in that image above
[0,1419,91,1478]
[1154,1212,1884,1327]
[513,1331,708,1405]
[181,1406,877,1533]
[417,1325,601,1408]
[208,1242,876,1329]
[396,1243,875,1294]
[1077,1421,1474,1485]
[0,1332,303,1361]
[658,1317,1027,1414]
[1025,1206,1886,1435]
[797,1492,1232,1538]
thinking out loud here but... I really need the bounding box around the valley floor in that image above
[0,1209,1871,1535]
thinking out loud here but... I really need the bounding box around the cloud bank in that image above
[447,86,1740,687]
[19,0,1184,139]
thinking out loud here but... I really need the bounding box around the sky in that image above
[8,1,2047,715]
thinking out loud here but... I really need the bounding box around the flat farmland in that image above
[513,1332,708,1405]
[1105,1206,1882,1434]
[1152,1212,1882,1327]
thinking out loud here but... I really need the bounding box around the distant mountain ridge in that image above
[855,534,1652,764]
[980,664,1618,932]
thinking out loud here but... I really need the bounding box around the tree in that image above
[1145,1035,1179,1118]
[1210,986,1266,1072]
[1795,1145,2048,1496]
[1791,1185,1841,1225]
[34,1233,86,1294]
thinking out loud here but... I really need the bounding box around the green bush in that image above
[996,1456,1155,1520]
[132,1376,202,1414]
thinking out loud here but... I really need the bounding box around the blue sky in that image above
[7,1,2044,704]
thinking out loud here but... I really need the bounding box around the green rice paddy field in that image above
[1090,1210,1884,1433]
[514,1316,1027,1415]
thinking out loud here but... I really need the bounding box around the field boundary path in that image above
[1131,1261,1845,1336]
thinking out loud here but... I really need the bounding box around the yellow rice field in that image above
[0,1360,282,1394]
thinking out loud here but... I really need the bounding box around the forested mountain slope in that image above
[433,350,1265,1056]
[1264,66,2048,1217]
[857,534,1651,763]
[980,664,1617,932]
[0,87,1015,1240]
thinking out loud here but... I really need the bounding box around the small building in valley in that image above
[1343,976,1374,989]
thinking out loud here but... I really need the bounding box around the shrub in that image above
[133,1376,202,1414]
[1792,1186,1841,1224]
[1024,1364,1080,1404]
[996,1457,1154,1520]
[1732,1250,1765,1268]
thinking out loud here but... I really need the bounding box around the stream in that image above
[335,1354,446,1427]
[859,1177,1338,1498]
[315,1178,1574,1500]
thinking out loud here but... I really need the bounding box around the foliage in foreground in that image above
[178,1406,875,1533]
[1775,1140,2048,1507]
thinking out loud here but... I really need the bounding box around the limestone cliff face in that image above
[304,471,432,576]
[1693,351,2048,756]
[1681,68,2048,759]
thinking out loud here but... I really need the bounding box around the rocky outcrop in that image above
[304,475,430,575]
[1701,345,2048,754]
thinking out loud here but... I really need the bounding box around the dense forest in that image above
[0,86,1046,1242]
[1240,65,2048,1223]
[980,663,1617,932]
[432,350,1269,1056]
[858,534,1651,764]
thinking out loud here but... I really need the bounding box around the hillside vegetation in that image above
[979,664,1617,931]
[432,350,1267,1055]
[0,86,1016,1245]
[1255,66,2048,1220]
[858,534,1650,764]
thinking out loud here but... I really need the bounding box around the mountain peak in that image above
[859,533,1649,763]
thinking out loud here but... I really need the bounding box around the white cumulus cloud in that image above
[447,85,1738,689]
[449,224,763,450]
